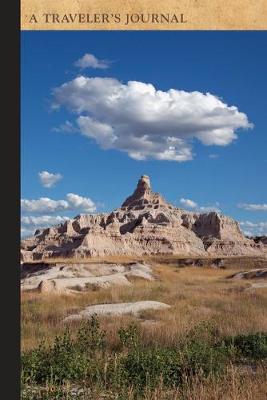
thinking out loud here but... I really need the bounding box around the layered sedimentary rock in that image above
[21,175,266,262]
[21,262,154,293]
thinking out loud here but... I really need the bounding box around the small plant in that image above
[21,317,267,398]
[224,332,267,360]
[181,340,228,378]
[21,316,106,385]
[76,315,106,352]
[186,320,220,346]
[121,347,182,390]
[21,341,49,384]
[118,323,140,349]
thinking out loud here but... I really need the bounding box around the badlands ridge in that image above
[21,175,266,262]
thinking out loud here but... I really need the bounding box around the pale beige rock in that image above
[21,262,154,292]
[63,301,171,322]
[21,176,267,262]
[37,279,58,294]
[228,268,267,280]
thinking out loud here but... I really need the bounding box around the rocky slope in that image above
[21,175,266,262]
[21,262,154,293]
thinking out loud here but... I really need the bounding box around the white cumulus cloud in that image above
[21,198,69,213]
[21,215,70,238]
[52,76,253,162]
[239,221,267,236]
[21,226,36,238]
[180,198,221,213]
[238,203,267,211]
[180,198,198,209]
[74,53,110,69]
[21,215,70,226]
[66,193,96,213]
[52,120,78,133]
[21,193,96,214]
[198,205,221,213]
[38,171,63,188]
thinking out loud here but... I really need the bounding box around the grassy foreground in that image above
[21,259,267,399]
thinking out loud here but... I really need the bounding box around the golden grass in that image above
[23,364,267,400]
[132,365,267,400]
[21,260,267,398]
[29,254,267,267]
[173,364,267,400]
[21,261,267,351]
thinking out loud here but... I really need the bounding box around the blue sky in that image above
[21,31,267,237]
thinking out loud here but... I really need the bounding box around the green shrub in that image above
[182,341,228,377]
[21,316,107,385]
[118,322,140,349]
[224,332,267,360]
[118,321,227,391]
[185,320,220,346]
[21,317,267,398]
[76,315,106,352]
[121,347,182,390]
[21,330,89,384]
[21,342,50,384]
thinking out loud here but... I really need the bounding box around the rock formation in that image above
[21,262,154,292]
[21,175,266,262]
[228,268,267,280]
[64,301,171,322]
[251,236,267,245]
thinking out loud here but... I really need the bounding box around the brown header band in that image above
[21,0,267,30]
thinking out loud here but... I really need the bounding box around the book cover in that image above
[20,1,267,399]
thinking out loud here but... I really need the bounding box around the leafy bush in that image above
[118,322,140,349]
[21,317,267,398]
[21,316,106,385]
[21,342,50,384]
[182,341,229,377]
[118,321,227,390]
[76,315,106,352]
[121,347,182,389]
[224,332,267,360]
[185,320,220,346]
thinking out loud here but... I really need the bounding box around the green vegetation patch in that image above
[21,317,267,399]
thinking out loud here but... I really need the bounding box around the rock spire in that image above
[121,175,172,209]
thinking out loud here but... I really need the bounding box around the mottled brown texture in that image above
[21,0,267,30]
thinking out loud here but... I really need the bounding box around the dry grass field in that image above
[21,256,267,399]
